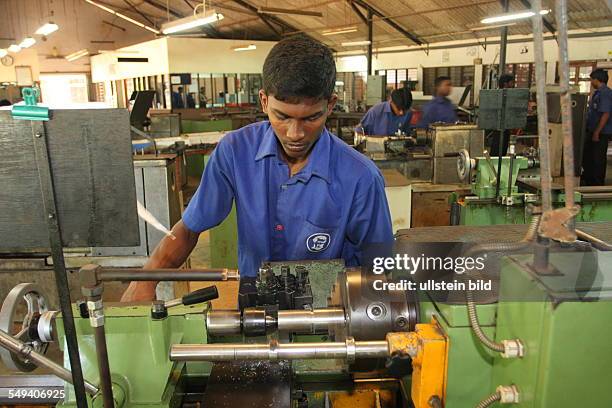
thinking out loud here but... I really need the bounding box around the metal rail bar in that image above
[0,330,99,396]
[97,268,239,282]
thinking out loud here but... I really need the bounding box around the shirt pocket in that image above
[300,218,339,255]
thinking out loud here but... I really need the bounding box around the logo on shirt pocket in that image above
[306,233,331,252]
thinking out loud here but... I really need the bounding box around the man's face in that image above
[260,91,337,161]
[436,80,452,97]
[390,100,405,116]
[590,78,601,89]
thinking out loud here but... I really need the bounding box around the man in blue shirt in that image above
[122,36,394,301]
[582,68,612,186]
[356,87,413,135]
[416,76,458,128]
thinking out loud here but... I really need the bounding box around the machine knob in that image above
[181,286,219,306]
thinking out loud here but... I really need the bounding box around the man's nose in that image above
[286,119,305,140]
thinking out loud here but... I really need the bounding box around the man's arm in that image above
[355,109,374,135]
[120,221,200,301]
[593,112,610,141]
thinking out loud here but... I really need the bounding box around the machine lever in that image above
[164,286,219,309]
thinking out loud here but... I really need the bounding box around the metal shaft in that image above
[556,0,576,224]
[206,308,347,336]
[531,0,552,212]
[97,268,239,282]
[0,330,99,396]
[93,326,114,408]
[276,308,347,333]
[170,339,389,362]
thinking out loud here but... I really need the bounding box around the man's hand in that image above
[119,220,201,302]
[593,130,600,142]
[120,281,157,302]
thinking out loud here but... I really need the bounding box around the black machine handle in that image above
[182,286,219,306]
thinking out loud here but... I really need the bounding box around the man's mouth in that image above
[285,143,308,153]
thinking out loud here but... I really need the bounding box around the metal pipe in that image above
[498,0,509,77]
[97,268,239,282]
[576,229,612,251]
[367,8,373,76]
[276,308,346,333]
[93,326,114,408]
[555,0,576,228]
[0,330,99,396]
[531,0,553,212]
[170,339,389,362]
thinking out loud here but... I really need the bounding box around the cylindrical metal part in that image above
[276,308,346,334]
[531,0,552,212]
[556,0,576,221]
[97,268,239,282]
[170,339,389,362]
[206,310,242,336]
[0,329,99,395]
[242,308,267,336]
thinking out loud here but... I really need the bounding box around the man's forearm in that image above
[121,220,200,301]
[595,112,610,135]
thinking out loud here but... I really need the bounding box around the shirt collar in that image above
[383,101,392,113]
[255,121,332,184]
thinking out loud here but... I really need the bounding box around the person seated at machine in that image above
[355,87,413,135]
[416,76,458,128]
[121,35,393,301]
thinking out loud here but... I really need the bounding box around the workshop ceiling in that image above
[2,0,611,52]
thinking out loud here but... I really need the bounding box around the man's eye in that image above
[307,115,321,122]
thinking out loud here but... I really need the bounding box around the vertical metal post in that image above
[531,0,552,212]
[31,122,89,408]
[367,8,373,76]
[498,0,509,79]
[555,0,576,231]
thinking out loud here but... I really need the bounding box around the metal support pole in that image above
[97,268,239,282]
[367,8,373,76]
[531,0,553,212]
[555,0,576,231]
[498,0,509,78]
[0,330,99,396]
[85,296,114,408]
[31,123,89,408]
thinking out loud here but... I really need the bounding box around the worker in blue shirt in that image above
[122,36,394,301]
[416,76,458,128]
[582,68,612,186]
[355,87,413,135]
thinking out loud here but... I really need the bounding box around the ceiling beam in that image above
[347,0,368,25]
[518,0,556,34]
[352,0,423,45]
[123,0,156,27]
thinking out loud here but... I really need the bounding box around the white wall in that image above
[90,38,169,82]
[0,49,40,83]
[167,38,277,74]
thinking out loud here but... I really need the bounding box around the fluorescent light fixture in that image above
[258,6,323,17]
[35,22,59,36]
[341,40,371,47]
[161,11,224,35]
[65,49,89,62]
[8,44,21,53]
[470,23,516,32]
[85,0,160,34]
[481,9,550,24]
[322,26,358,36]
[0,49,7,58]
[19,38,36,48]
[232,44,256,51]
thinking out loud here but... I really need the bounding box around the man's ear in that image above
[259,90,269,113]
[326,94,338,115]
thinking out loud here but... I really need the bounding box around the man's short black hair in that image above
[0,99,11,106]
[499,73,515,88]
[263,35,336,102]
[590,68,609,84]
[434,76,451,88]
[391,87,412,110]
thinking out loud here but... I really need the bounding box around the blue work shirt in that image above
[416,96,458,128]
[182,121,394,277]
[587,84,612,134]
[357,101,413,135]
